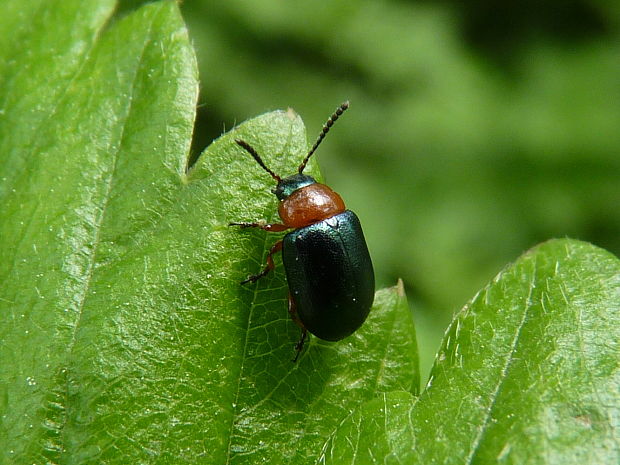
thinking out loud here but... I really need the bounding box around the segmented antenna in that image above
[298,101,349,174]
[235,139,282,182]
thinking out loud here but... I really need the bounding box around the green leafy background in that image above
[1,0,619,463]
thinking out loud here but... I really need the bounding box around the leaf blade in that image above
[0,1,198,462]
[426,239,620,464]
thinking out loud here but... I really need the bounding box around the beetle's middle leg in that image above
[240,240,283,284]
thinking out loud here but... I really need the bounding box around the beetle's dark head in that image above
[273,173,316,200]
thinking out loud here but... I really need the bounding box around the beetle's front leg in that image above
[240,240,283,285]
[229,220,289,232]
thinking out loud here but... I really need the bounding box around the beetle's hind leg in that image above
[240,240,283,284]
[293,329,308,363]
[288,293,308,362]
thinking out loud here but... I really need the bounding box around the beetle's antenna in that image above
[235,139,282,182]
[298,101,349,174]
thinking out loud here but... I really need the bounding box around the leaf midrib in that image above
[56,11,158,458]
[464,261,538,464]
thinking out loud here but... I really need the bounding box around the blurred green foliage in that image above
[119,0,620,376]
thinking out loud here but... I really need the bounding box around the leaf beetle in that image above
[230,102,375,361]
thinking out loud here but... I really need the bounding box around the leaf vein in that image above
[465,259,537,463]
[56,11,158,456]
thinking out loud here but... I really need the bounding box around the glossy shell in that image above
[282,210,375,341]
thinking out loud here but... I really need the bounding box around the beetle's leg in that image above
[241,240,283,284]
[288,293,308,362]
[292,329,308,363]
[287,293,303,327]
[229,221,289,232]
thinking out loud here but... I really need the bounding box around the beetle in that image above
[229,102,374,361]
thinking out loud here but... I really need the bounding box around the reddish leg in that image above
[241,240,283,284]
[288,293,308,362]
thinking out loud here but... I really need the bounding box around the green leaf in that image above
[325,239,620,464]
[4,2,616,464]
[0,2,418,462]
[319,390,417,464]
[0,0,200,461]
